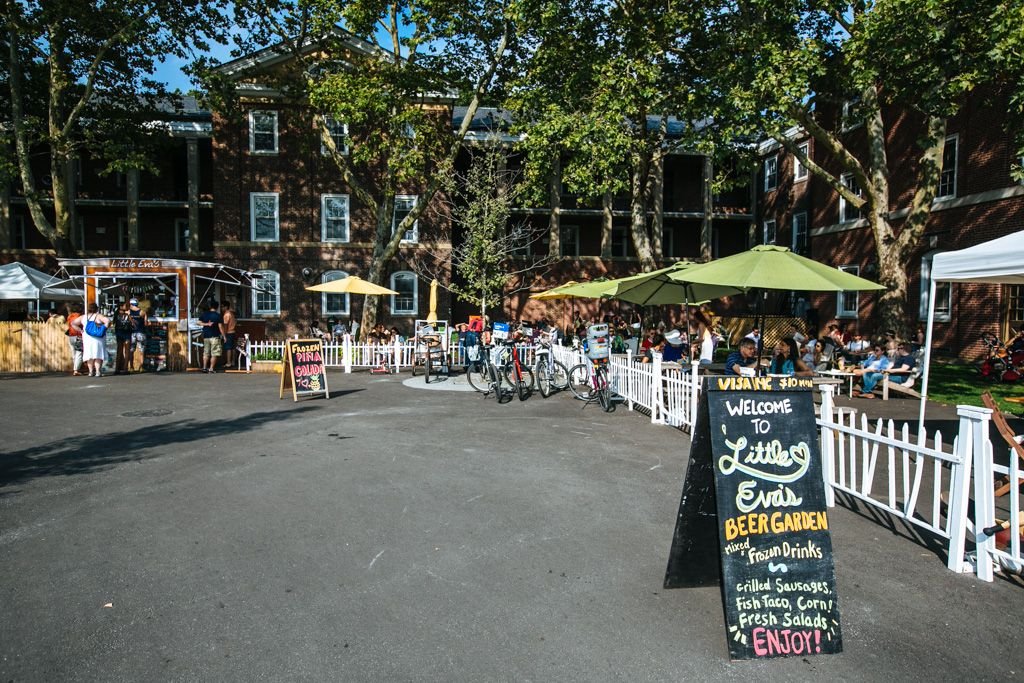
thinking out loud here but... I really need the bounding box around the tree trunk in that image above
[875,232,911,337]
[630,153,656,271]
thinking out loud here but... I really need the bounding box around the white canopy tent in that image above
[919,229,1024,430]
[0,262,84,317]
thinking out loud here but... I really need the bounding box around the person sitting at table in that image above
[882,342,918,387]
[662,329,685,363]
[725,337,758,376]
[801,336,819,368]
[641,334,666,363]
[769,337,814,377]
[852,343,892,398]
[844,332,870,361]
[639,327,659,355]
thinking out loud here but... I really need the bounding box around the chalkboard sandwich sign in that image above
[664,375,842,660]
[280,338,330,401]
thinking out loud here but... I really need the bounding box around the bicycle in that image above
[500,339,534,401]
[534,333,569,398]
[977,332,1020,382]
[466,344,512,402]
[567,357,615,412]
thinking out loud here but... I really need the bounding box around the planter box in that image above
[251,360,283,374]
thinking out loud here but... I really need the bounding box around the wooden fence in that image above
[0,322,71,373]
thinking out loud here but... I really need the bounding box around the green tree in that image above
[2,0,234,255]
[507,0,711,271]
[691,0,1012,336]
[215,0,519,336]
[419,142,553,319]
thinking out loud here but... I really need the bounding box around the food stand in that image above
[56,258,264,371]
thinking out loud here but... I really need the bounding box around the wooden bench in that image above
[880,348,925,400]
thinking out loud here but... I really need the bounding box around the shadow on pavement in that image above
[0,406,323,494]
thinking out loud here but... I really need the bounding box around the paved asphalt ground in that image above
[2,370,1023,681]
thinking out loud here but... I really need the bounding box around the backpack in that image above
[115,313,133,333]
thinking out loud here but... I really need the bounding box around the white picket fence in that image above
[551,344,701,430]
[817,386,980,574]
[972,434,1024,580]
[244,336,534,373]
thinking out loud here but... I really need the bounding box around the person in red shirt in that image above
[66,303,84,375]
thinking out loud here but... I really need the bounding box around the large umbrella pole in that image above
[917,278,938,437]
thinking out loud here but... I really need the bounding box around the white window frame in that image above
[764,156,778,191]
[321,194,350,243]
[249,110,279,154]
[837,265,860,319]
[794,142,809,181]
[937,134,958,199]
[320,115,349,156]
[393,195,418,243]
[252,270,281,315]
[561,224,580,257]
[919,252,952,322]
[763,219,776,245]
[250,192,280,242]
[839,173,863,223]
[390,271,418,315]
[175,218,190,253]
[321,270,350,316]
[792,212,808,254]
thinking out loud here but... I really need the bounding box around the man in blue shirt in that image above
[725,338,758,375]
[198,300,223,373]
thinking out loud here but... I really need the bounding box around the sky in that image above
[152,43,236,93]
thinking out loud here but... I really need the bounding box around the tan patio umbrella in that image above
[426,279,439,323]
[305,275,398,296]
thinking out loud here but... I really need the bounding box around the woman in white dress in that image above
[693,308,715,365]
[72,303,111,377]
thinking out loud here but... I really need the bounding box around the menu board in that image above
[280,338,329,401]
[665,375,842,660]
[142,323,168,372]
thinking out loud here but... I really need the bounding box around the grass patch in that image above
[925,363,1023,414]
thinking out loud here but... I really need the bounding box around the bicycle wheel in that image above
[492,365,507,403]
[550,360,570,391]
[465,363,489,393]
[598,375,614,412]
[568,363,592,401]
[517,367,534,401]
[536,361,552,398]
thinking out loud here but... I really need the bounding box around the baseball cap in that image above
[129,298,139,305]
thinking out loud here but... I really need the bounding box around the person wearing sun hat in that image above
[662,328,685,363]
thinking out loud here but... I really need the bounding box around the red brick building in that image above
[758,95,1024,358]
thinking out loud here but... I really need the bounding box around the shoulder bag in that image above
[85,315,107,338]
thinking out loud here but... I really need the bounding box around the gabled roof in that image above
[212,27,382,79]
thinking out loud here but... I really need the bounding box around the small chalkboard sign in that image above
[665,375,842,660]
[280,338,329,401]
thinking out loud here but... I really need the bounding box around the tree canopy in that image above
[3,0,235,253]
